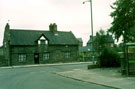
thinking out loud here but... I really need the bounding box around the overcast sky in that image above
[0,0,116,46]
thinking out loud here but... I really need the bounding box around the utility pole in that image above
[83,0,94,51]
[83,0,94,60]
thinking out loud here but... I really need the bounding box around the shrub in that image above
[99,48,120,67]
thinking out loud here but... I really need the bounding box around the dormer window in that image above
[40,40,45,44]
[38,36,48,45]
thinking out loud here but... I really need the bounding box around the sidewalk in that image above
[0,62,92,69]
[57,68,135,89]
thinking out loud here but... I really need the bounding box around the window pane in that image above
[18,54,26,62]
[43,53,49,60]
[40,40,45,44]
[65,52,70,58]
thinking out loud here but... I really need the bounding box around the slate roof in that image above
[87,36,96,44]
[10,29,79,45]
[77,38,83,43]
[79,46,91,52]
[87,35,114,44]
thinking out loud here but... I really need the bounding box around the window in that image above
[38,36,48,45]
[19,54,26,62]
[43,53,49,60]
[40,40,45,44]
[65,52,70,58]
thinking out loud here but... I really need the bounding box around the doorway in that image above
[34,53,39,64]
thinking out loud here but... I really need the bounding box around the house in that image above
[79,46,91,61]
[77,38,83,46]
[3,23,79,66]
[87,35,114,52]
[87,36,96,51]
[0,46,5,66]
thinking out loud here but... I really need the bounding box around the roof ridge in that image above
[10,29,70,33]
[10,29,49,32]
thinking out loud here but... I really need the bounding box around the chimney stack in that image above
[49,23,53,31]
[49,23,57,32]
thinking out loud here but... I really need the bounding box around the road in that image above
[0,63,115,89]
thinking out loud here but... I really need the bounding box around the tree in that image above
[95,29,109,53]
[109,0,135,43]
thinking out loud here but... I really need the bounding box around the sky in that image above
[0,0,116,46]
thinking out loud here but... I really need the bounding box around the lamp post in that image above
[83,0,94,52]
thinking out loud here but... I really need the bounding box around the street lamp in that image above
[83,0,94,52]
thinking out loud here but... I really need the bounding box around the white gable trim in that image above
[40,36,46,40]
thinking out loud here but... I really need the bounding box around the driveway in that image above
[0,63,115,89]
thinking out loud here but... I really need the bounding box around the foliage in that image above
[113,43,123,52]
[85,52,98,57]
[99,48,120,67]
[109,0,135,42]
[95,29,110,52]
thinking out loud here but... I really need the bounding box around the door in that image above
[34,53,39,64]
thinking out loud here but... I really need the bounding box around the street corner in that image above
[56,68,135,89]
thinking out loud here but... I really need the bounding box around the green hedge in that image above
[99,48,120,67]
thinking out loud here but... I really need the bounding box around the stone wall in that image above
[0,47,8,66]
[10,45,78,65]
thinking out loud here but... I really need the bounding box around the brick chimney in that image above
[49,23,57,32]
[49,23,53,31]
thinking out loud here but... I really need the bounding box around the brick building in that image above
[87,35,114,51]
[3,23,79,66]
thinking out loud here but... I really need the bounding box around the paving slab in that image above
[57,68,135,89]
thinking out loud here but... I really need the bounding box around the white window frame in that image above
[38,36,48,45]
[19,54,26,62]
[43,53,49,60]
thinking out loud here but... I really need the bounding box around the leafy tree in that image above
[109,0,135,43]
[94,29,109,53]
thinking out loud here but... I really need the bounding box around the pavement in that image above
[0,62,92,69]
[56,67,135,89]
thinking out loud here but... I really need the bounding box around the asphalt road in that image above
[0,63,115,89]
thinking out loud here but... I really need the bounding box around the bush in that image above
[99,48,120,67]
